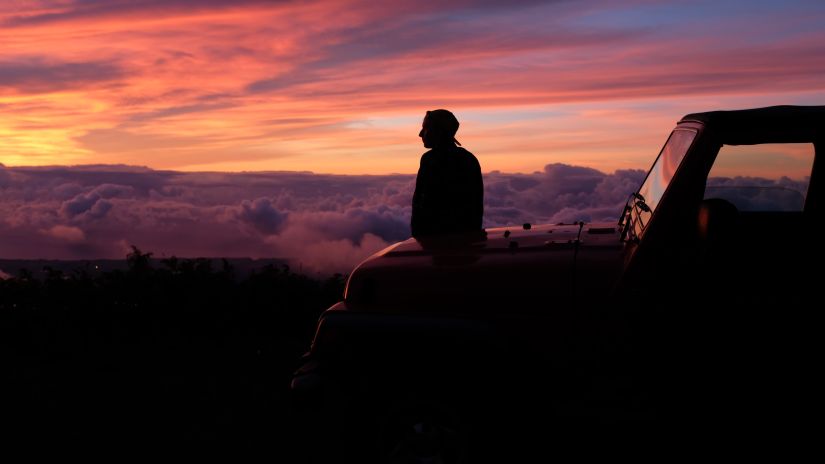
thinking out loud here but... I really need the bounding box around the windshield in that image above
[621,128,696,241]
[638,128,696,212]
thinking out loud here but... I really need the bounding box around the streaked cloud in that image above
[0,0,823,173]
[0,57,124,93]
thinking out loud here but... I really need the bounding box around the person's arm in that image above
[473,160,484,230]
[410,155,429,237]
[451,154,483,233]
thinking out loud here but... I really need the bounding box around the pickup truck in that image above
[292,106,823,462]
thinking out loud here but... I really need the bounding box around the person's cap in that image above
[426,109,461,145]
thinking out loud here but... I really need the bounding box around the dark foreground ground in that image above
[1,250,341,459]
[2,250,817,460]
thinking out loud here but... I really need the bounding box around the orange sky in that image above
[2,0,824,175]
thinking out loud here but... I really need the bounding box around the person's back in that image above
[410,109,483,237]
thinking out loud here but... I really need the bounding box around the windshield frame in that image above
[620,127,698,242]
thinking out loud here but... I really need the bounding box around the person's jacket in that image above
[411,145,483,237]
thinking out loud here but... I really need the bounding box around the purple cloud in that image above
[0,57,123,93]
[59,184,133,219]
[237,198,288,234]
[482,165,646,224]
[0,163,641,271]
[705,176,809,211]
[1,163,807,273]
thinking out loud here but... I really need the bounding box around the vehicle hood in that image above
[343,222,623,315]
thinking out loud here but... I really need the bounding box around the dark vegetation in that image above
[1,247,345,454]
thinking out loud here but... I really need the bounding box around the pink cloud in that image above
[45,225,85,242]
[1,1,822,172]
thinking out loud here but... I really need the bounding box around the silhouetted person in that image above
[411,109,483,237]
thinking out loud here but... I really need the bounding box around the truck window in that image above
[704,143,814,212]
[638,129,697,214]
[630,128,697,239]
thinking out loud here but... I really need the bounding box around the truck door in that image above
[693,139,819,439]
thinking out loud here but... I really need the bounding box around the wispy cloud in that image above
[0,57,124,93]
[0,0,824,173]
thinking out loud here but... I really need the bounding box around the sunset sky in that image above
[2,0,824,175]
[1,0,824,266]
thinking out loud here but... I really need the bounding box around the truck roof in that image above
[679,105,825,145]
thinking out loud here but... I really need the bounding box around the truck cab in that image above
[292,106,824,462]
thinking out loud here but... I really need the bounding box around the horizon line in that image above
[1,162,642,177]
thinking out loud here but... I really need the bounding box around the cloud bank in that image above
[1,163,649,272]
[2,163,809,273]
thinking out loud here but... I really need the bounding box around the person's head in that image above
[419,109,461,149]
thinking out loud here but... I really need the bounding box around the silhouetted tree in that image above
[126,245,153,273]
[1,246,346,452]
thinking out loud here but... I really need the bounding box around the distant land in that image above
[0,257,289,281]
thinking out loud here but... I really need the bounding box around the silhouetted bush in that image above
[0,248,345,451]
